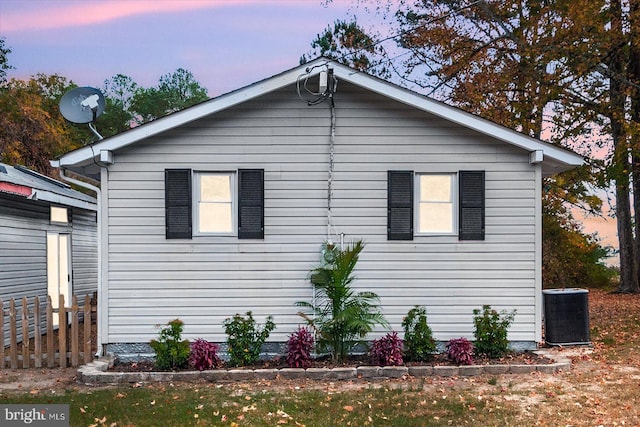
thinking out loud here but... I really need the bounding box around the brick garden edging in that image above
[77,350,571,385]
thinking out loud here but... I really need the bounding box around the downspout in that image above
[53,163,103,357]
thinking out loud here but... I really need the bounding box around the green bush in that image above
[472,305,516,358]
[150,319,190,371]
[223,311,275,367]
[296,240,388,362]
[401,306,437,362]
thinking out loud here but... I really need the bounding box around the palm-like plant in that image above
[296,240,387,362]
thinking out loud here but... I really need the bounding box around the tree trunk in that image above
[628,0,640,288]
[611,0,639,293]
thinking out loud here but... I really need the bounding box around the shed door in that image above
[47,233,71,326]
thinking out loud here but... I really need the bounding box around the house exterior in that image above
[52,59,583,357]
[0,163,97,344]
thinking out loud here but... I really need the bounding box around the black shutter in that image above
[238,169,264,239]
[387,170,414,240]
[459,170,485,241]
[165,169,192,239]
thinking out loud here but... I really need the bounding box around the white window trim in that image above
[415,172,458,236]
[193,171,237,236]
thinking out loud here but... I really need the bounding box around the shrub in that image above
[296,240,388,362]
[150,319,190,371]
[189,338,222,371]
[223,311,276,367]
[446,337,474,365]
[286,326,315,368]
[401,306,437,362]
[370,331,404,366]
[472,305,516,358]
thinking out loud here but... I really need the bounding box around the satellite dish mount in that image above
[59,87,106,140]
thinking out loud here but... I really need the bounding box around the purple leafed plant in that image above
[446,337,474,365]
[370,331,404,366]
[286,327,315,368]
[189,338,222,371]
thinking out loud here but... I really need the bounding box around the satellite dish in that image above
[59,87,106,124]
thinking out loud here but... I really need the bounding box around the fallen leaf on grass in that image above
[343,405,354,412]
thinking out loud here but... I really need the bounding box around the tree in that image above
[131,68,208,124]
[99,74,138,137]
[300,20,383,73]
[314,0,628,290]
[0,75,82,176]
[296,240,387,362]
[543,188,616,289]
[0,37,13,86]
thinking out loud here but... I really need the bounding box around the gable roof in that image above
[52,58,583,178]
[0,163,96,210]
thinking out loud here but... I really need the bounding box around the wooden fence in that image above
[1,294,96,369]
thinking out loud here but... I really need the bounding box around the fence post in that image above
[58,294,66,368]
[84,295,92,364]
[21,298,29,368]
[9,299,17,369]
[71,296,79,367]
[46,296,54,368]
[33,296,41,368]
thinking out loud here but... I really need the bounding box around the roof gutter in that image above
[52,161,103,357]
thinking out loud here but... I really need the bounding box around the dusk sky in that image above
[0,0,358,94]
[0,0,619,262]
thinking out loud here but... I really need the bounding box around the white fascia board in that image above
[55,63,321,168]
[331,64,584,167]
[32,190,97,211]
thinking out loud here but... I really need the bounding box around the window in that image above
[387,170,484,241]
[50,206,69,224]
[165,169,264,239]
[196,173,234,234]
[418,174,455,234]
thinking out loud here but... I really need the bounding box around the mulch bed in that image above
[109,350,552,373]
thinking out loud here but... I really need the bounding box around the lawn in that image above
[2,288,639,426]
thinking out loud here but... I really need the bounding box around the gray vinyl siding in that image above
[70,208,98,298]
[104,81,538,345]
[0,195,97,345]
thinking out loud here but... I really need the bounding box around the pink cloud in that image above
[3,0,332,33]
[2,1,218,32]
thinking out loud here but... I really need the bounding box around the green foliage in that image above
[472,306,516,359]
[149,319,190,371]
[100,74,138,137]
[402,306,437,362]
[296,240,388,362]
[223,311,275,367]
[302,19,384,74]
[0,37,13,86]
[543,195,617,289]
[131,68,208,124]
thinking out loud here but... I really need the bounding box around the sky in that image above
[0,0,357,94]
[0,0,620,264]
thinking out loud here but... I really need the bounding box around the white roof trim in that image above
[55,58,583,170]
